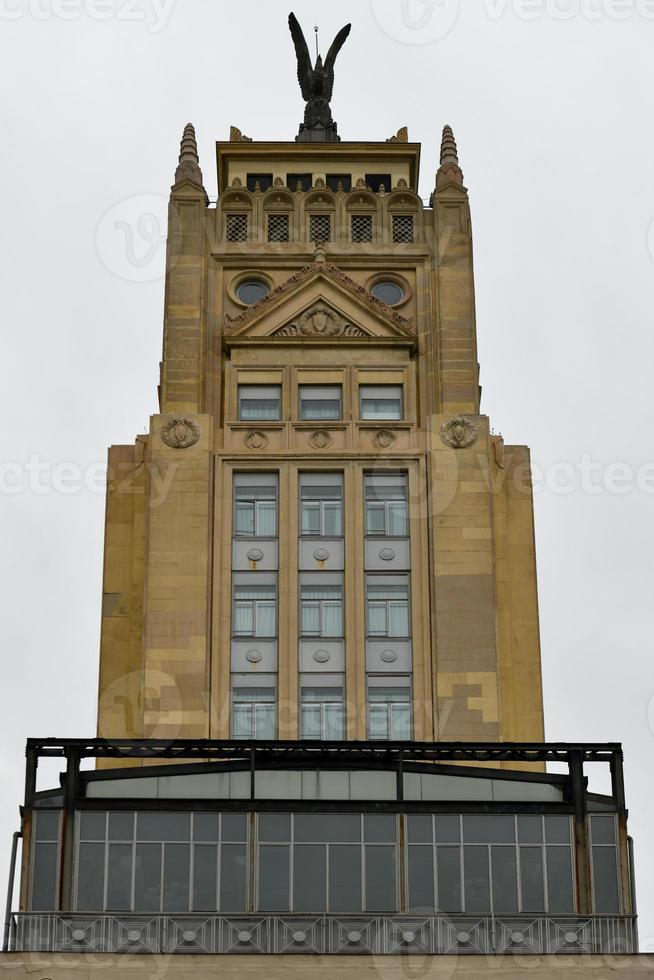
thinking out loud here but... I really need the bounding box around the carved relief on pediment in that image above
[271,303,369,339]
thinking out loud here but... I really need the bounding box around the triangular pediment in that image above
[223,262,416,343]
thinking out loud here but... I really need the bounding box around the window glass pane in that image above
[545,814,571,844]
[391,702,411,739]
[35,811,60,841]
[108,812,134,841]
[31,843,58,911]
[234,501,254,536]
[388,601,409,637]
[591,815,616,845]
[491,846,518,913]
[76,842,104,911]
[365,844,396,911]
[366,504,385,535]
[301,602,320,636]
[324,703,344,739]
[80,811,105,841]
[192,844,217,911]
[408,845,434,912]
[323,601,342,636]
[387,501,408,536]
[323,501,342,536]
[435,815,461,844]
[221,843,248,911]
[301,501,320,535]
[163,843,190,912]
[137,812,190,842]
[300,703,321,739]
[108,843,133,911]
[222,813,248,842]
[592,846,620,913]
[238,386,280,421]
[330,844,362,912]
[294,844,326,911]
[520,846,545,912]
[259,813,291,842]
[193,813,220,842]
[463,845,490,913]
[462,814,515,844]
[367,603,387,636]
[255,703,276,739]
[232,703,252,738]
[257,500,276,536]
[408,814,432,844]
[517,815,543,844]
[546,846,575,912]
[368,702,389,739]
[437,846,462,912]
[360,386,402,420]
[364,814,396,843]
[256,602,276,637]
[134,844,160,912]
[295,813,361,843]
[300,387,341,420]
[259,845,289,911]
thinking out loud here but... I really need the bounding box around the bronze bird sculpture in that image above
[288,12,351,141]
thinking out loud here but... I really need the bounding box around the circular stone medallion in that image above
[247,548,264,562]
[380,649,397,664]
[313,548,330,562]
[379,547,396,561]
[161,416,200,450]
[246,650,263,664]
[440,416,478,450]
[313,649,331,664]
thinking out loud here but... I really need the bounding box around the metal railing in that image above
[8,913,638,956]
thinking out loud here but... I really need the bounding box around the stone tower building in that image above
[96,120,544,752]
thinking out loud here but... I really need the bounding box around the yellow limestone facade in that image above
[96,127,545,757]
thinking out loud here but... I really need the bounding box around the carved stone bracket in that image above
[440,417,479,450]
[160,417,200,450]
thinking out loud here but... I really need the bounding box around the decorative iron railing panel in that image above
[10,913,637,955]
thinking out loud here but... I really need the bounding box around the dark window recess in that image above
[246,174,273,193]
[366,174,392,193]
[326,174,352,193]
[287,173,313,192]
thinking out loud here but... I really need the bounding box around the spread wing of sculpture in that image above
[288,12,351,140]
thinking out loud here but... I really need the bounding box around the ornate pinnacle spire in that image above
[174,122,204,188]
[436,124,464,190]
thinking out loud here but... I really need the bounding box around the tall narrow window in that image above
[360,385,403,420]
[309,213,331,242]
[300,684,344,739]
[233,584,276,637]
[233,475,277,537]
[392,214,414,244]
[299,385,342,421]
[267,213,290,242]
[368,682,411,740]
[300,473,343,537]
[231,685,276,739]
[225,213,248,242]
[238,385,281,421]
[300,582,343,638]
[365,473,408,537]
[351,214,373,243]
[366,577,410,637]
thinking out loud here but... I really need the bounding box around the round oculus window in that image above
[371,280,405,306]
[235,278,270,305]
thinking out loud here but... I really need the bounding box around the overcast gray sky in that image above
[1,0,653,947]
